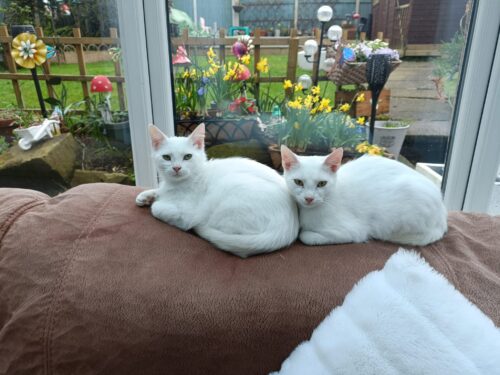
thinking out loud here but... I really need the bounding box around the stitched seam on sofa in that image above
[0,200,46,249]
[41,186,122,375]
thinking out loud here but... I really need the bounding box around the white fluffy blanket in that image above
[272,249,500,375]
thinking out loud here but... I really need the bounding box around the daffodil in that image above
[294,83,303,92]
[11,32,47,69]
[357,116,366,125]
[256,58,269,73]
[287,100,302,109]
[311,86,320,95]
[283,80,293,90]
[240,54,251,65]
[207,47,216,59]
[356,92,365,102]
[356,141,384,156]
[182,70,190,79]
[339,103,351,112]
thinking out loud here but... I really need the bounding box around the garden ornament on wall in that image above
[11,32,48,118]
[14,112,61,151]
[90,75,113,123]
[366,54,391,144]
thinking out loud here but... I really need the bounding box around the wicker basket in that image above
[326,47,401,86]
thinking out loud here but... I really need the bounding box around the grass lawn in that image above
[0,54,346,111]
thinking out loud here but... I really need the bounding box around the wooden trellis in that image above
[0,26,125,110]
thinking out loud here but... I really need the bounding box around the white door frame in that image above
[117,0,175,187]
[442,0,500,212]
[119,0,500,212]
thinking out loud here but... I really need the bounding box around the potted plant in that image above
[364,115,410,158]
[87,75,131,145]
[327,39,401,86]
[263,81,366,170]
[0,108,20,137]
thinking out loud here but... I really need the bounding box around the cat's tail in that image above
[195,225,298,258]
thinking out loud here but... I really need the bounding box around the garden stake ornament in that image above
[366,54,391,144]
[11,32,48,118]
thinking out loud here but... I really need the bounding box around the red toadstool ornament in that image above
[91,75,113,123]
[172,45,191,66]
[91,75,113,94]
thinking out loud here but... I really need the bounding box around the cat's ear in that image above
[324,148,343,173]
[149,124,167,150]
[189,123,205,149]
[281,145,299,171]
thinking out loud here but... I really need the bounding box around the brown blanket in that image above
[0,183,499,375]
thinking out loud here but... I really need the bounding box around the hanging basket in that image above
[327,47,401,86]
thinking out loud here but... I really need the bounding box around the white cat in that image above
[136,124,299,258]
[281,145,447,246]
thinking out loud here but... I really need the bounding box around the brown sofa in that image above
[1,183,499,375]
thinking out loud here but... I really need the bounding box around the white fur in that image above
[136,124,299,258]
[282,148,447,246]
[271,249,500,375]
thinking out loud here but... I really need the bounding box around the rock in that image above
[206,140,272,166]
[0,133,80,196]
[71,169,134,187]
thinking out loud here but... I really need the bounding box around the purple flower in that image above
[201,76,209,85]
[197,87,205,96]
[359,44,372,59]
[232,41,248,58]
[374,47,399,60]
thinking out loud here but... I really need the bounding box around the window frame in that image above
[119,0,500,212]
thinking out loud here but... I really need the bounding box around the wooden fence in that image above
[0,25,383,110]
[0,26,125,110]
[172,27,378,100]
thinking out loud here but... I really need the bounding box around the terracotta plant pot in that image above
[0,119,19,137]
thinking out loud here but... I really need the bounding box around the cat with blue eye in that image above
[136,124,299,258]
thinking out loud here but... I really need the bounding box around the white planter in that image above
[366,121,410,157]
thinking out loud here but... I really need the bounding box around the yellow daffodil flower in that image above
[311,85,320,95]
[287,100,302,110]
[283,79,293,90]
[240,54,251,65]
[11,32,47,69]
[207,47,216,59]
[356,92,365,102]
[256,58,269,73]
[339,103,351,112]
[357,116,366,125]
[182,70,190,79]
[294,83,303,92]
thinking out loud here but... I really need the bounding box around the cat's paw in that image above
[299,231,331,245]
[136,190,157,206]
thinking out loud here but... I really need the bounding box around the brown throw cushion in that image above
[0,183,499,375]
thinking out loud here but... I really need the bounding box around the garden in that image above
[0,1,424,195]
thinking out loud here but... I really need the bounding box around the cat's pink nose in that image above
[173,166,182,173]
[305,197,314,204]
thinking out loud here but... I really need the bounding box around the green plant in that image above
[266,86,365,152]
[0,3,32,25]
[383,120,410,128]
[432,32,465,108]
[0,136,9,155]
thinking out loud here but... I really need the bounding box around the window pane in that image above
[0,0,134,195]
[167,0,473,182]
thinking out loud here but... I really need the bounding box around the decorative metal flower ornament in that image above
[11,32,47,69]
